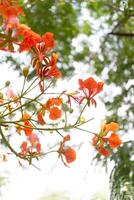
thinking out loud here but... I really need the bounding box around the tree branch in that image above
[108,32,134,37]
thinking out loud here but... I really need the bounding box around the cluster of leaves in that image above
[109,141,134,200]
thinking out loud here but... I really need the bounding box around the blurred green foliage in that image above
[109,141,134,200]
[87,1,134,199]
[91,192,108,200]
[39,192,70,200]
[87,0,134,130]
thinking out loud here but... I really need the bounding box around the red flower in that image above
[21,112,33,136]
[17,26,61,91]
[45,97,62,120]
[17,25,41,52]
[17,25,54,54]
[37,112,46,125]
[49,107,62,120]
[20,141,28,153]
[28,133,39,146]
[63,134,71,143]
[92,135,99,146]
[23,121,33,136]
[36,143,41,153]
[63,147,76,163]
[108,133,122,149]
[42,32,55,50]
[58,135,76,166]
[45,97,62,110]
[42,53,62,79]
[79,77,104,105]
[91,121,121,156]
[0,1,24,30]
[22,112,31,121]
[98,146,110,157]
[20,135,41,158]
[102,122,119,134]
[17,24,31,37]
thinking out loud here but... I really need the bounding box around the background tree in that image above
[87,1,134,199]
[87,0,134,130]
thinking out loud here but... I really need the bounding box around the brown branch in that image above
[108,32,134,37]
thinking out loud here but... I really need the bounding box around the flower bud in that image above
[0,92,3,99]
[5,81,10,87]
[23,67,29,77]
[80,116,86,123]
[70,108,74,113]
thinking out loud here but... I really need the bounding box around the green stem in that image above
[22,77,38,96]
[21,77,26,96]
[40,150,58,157]
[56,130,64,138]
[0,126,41,169]
[2,92,42,118]
[75,102,88,125]
[0,96,21,107]
[1,118,94,133]
[0,126,21,157]
[75,126,98,137]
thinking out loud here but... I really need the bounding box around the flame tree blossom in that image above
[0,1,123,168]
[92,122,122,156]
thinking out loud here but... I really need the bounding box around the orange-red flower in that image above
[22,112,31,121]
[0,1,24,18]
[45,97,62,120]
[17,25,61,91]
[102,122,119,134]
[20,141,28,155]
[42,32,55,50]
[58,134,76,166]
[63,147,76,163]
[92,135,99,146]
[28,133,39,146]
[92,121,121,156]
[45,97,62,110]
[37,111,46,125]
[108,133,122,149]
[17,25,41,52]
[49,107,62,120]
[23,121,33,136]
[42,53,62,79]
[78,77,104,105]
[17,25,54,54]
[17,24,32,36]
[20,135,41,158]
[0,1,24,30]
[98,146,110,157]
[36,143,41,153]
[20,112,33,136]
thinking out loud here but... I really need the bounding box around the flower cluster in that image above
[92,122,122,156]
[0,0,123,168]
